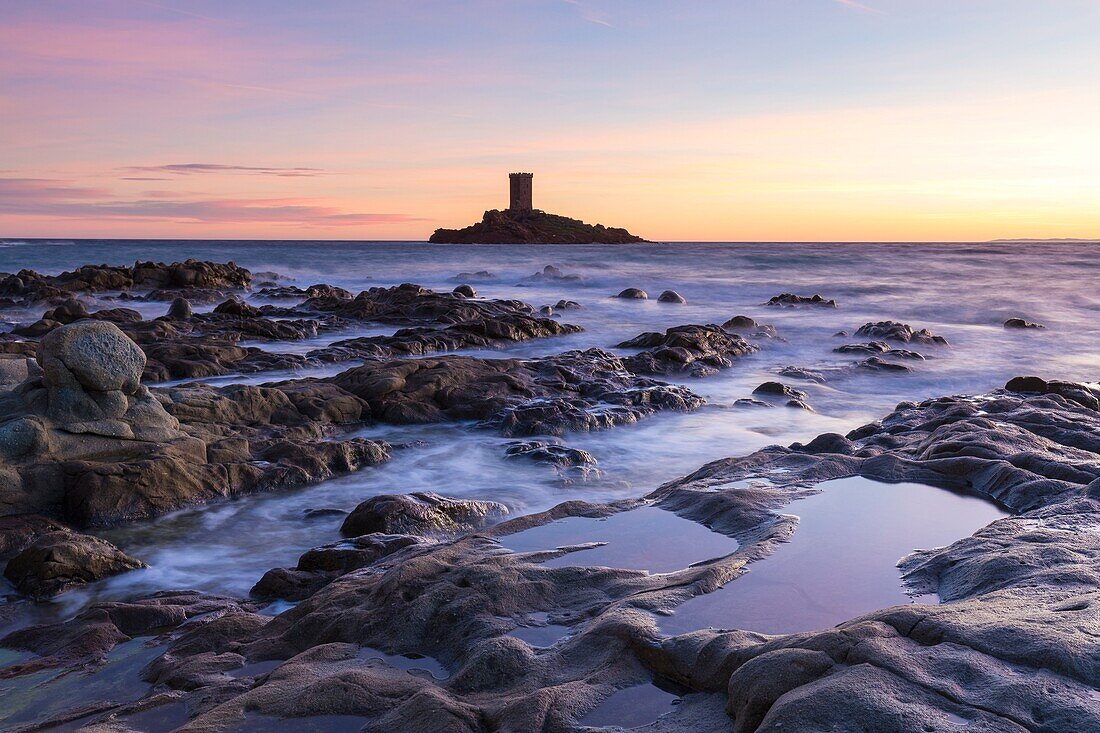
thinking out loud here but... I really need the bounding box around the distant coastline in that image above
[988,238,1100,243]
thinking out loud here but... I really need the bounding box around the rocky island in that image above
[429,173,648,244]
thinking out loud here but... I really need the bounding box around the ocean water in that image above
[0,240,1096,625]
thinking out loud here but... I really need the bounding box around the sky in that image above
[2,0,1099,242]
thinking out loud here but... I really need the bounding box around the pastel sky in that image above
[3,0,1099,241]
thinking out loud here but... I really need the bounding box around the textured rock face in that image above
[332,347,704,435]
[0,259,251,306]
[252,533,426,601]
[429,208,648,244]
[619,324,758,377]
[0,321,393,529]
[855,320,949,345]
[37,321,180,441]
[834,341,925,360]
[305,282,540,325]
[0,355,35,390]
[255,283,353,300]
[615,287,649,299]
[3,529,145,599]
[1,379,1097,731]
[0,513,67,561]
[134,283,581,383]
[766,292,837,308]
[1004,374,1099,410]
[340,492,509,537]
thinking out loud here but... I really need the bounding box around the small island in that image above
[429,173,648,244]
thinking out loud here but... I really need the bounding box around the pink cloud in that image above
[0,178,110,200]
[0,178,422,227]
[122,163,327,177]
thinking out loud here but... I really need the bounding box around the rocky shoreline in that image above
[0,259,1095,732]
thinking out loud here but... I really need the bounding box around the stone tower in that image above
[509,172,533,212]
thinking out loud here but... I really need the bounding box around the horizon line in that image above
[2,237,1099,245]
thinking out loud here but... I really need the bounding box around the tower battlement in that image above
[508,172,533,211]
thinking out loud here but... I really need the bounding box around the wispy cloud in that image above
[0,178,110,200]
[0,178,421,227]
[563,0,612,27]
[833,0,883,14]
[122,163,327,177]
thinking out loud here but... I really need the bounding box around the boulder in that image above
[614,288,648,300]
[619,324,757,377]
[452,284,477,298]
[252,534,425,601]
[753,381,807,400]
[167,297,193,319]
[766,293,837,308]
[722,315,779,339]
[340,492,509,537]
[657,290,686,303]
[42,298,90,324]
[1004,318,1044,329]
[213,297,262,318]
[722,315,758,330]
[854,321,948,345]
[37,321,182,441]
[3,529,145,599]
[834,342,925,360]
[504,440,602,483]
[1004,375,1099,410]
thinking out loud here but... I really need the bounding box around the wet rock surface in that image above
[252,534,427,601]
[451,270,495,282]
[521,264,582,283]
[504,440,603,483]
[765,293,836,308]
[314,312,580,363]
[834,340,925,360]
[0,259,251,307]
[340,492,509,537]
[619,324,758,377]
[752,381,807,400]
[452,284,477,298]
[0,321,392,530]
[331,347,704,436]
[3,528,145,599]
[254,283,353,300]
[1004,317,1045,329]
[0,256,1096,731]
[722,315,778,340]
[136,283,580,382]
[0,375,1097,731]
[855,320,949,345]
